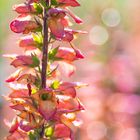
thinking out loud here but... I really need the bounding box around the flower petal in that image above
[58,61,76,77]
[48,19,65,38]
[57,0,80,7]
[19,35,37,50]
[9,89,29,98]
[6,69,21,83]
[38,100,56,120]
[6,130,28,140]
[10,19,40,34]
[10,55,33,68]
[13,3,36,14]
[54,123,71,138]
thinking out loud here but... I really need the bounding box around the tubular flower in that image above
[56,47,84,62]
[48,8,83,40]
[13,3,37,14]
[57,0,80,7]
[10,19,41,34]
[10,55,33,67]
[19,35,37,50]
[5,0,86,140]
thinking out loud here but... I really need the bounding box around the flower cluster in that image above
[5,0,86,139]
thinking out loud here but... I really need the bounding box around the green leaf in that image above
[40,0,47,7]
[51,80,60,89]
[49,47,59,60]
[28,130,40,140]
[32,33,43,44]
[33,3,43,14]
[51,0,58,5]
[30,55,40,68]
[32,33,43,50]
[29,132,36,140]
[45,126,54,137]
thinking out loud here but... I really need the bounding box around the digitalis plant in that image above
[5,0,86,139]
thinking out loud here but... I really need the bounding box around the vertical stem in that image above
[41,0,50,89]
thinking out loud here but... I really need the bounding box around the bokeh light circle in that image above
[89,25,109,45]
[102,8,121,27]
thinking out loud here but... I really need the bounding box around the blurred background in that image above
[1,0,140,139]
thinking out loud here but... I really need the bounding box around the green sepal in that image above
[28,129,41,140]
[45,126,54,138]
[51,80,60,89]
[30,54,40,68]
[40,0,47,8]
[32,33,43,50]
[34,78,41,89]
[32,33,43,44]
[49,47,59,60]
[33,3,43,14]
[51,0,58,5]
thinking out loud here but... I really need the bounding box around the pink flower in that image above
[61,29,87,42]
[54,124,71,138]
[48,8,66,38]
[58,82,77,98]
[34,89,57,120]
[10,18,40,34]
[5,69,21,83]
[65,8,83,24]
[13,3,36,14]
[56,47,84,62]
[7,130,28,140]
[57,97,85,113]
[48,8,83,40]
[10,55,33,68]
[17,74,36,84]
[9,89,29,98]
[9,118,19,133]
[58,61,76,76]
[57,0,80,7]
[19,35,37,50]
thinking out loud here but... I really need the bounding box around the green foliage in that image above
[30,54,40,68]
[33,3,43,14]
[28,129,40,140]
[32,33,43,50]
[49,47,63,62]
[45,126,54,138]
[51,80,60,89]
[51,0,58,6]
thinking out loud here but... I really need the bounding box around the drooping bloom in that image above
[48,8,83,40]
